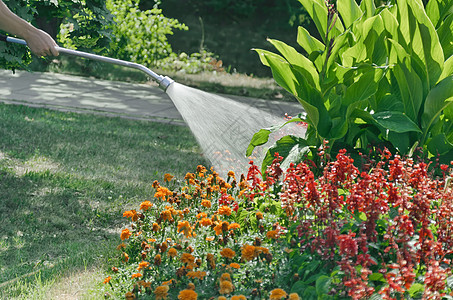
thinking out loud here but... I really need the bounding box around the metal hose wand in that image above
[0,33,174,91]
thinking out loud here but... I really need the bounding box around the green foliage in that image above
[250,0,453,172]
[1,0,114,69]
[106,0,188,67]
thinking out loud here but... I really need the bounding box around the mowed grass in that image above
[0,103,209,298]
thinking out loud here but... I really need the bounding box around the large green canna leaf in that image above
[337,0,363,28]
[422,76,453,136]
[360,0,376,19]
[297,26,325,71]
[372,111,422,133]
[427,133,453,155]
[342,66,386,106]
[267,38,320,89]
[399,0,444,88]
[439,55,453,83]
[298,0,329,43]
[255,49,332,138]
[426,0,453,28]
[297,26,325,54]
[261,135,311,174]
[437,14,453,58]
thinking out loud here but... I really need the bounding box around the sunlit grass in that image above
[0,103,209,298]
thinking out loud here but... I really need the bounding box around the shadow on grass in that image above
[0,103,209,297]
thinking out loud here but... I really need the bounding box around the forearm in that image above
[0,1,36,39]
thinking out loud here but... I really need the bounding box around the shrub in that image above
[248,0,453,173]
[1,0,114,69]
[104,151,453,299]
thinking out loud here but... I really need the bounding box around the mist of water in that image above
[166,82,305,176]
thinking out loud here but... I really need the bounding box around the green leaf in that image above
[406,0,444,88]
[426,0,453,28]
[369,272,386,282]
[343,66,386,105]
[291,280,308,295]
[360,0,376,19]
[298,0,329,43]
[428,133,453,155]
[297,26,325,54]
[246,129,272,157]
[437,13,453,58]
[337,0,363,28]
[422,76,453,135]
[261,135,310,174]
[297,26,325,72]
[316,275,332,296]
[372,111,422,133]
[267,38,320,89]
[439,55,453,83]
[408,283,425,297]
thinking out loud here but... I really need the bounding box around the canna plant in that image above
[248,0,453,172]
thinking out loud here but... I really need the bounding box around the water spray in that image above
[0,33,174,91]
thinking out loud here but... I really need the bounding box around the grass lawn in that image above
[0,103,209,298]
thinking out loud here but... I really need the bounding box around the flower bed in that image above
[103,150,453,299]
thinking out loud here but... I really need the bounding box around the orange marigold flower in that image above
[178,220,193,238]
[164,173,174,182]
[160,241,168,253]
[200,217,213,227]
[186,271,207,280]
[227,171,235,178]
[123,210,138,221]
[256,246,269,254]
[152,180,160,188]
[137,261,149,271]
[117,243,126,250]
[206,236,215,241]
[214,223,223,235]
[103,276,111,284]
[181,253,196,264]
[196,212,207,219]
[220,248,236,259]
[140,200,153,211]
[218,297,227,300]
[231,296,246,300]
[154,254,162,266]
[168,247,177,258]
[178,289,198,300]
[161,210,172,221]
[229,263,240,269]
[228,223,240,230]
[148,238,156,243]
[154,186,173,201]
[187,282,196,290]
[218,205,232,216]
[201,199,211,208]
[125,291,136,300]
[131,273,142,279]
[269,288,288,300]
[184,173,195,180]
[120,228,132,240]
[256,211,264,220]
[220,273,231,282]
[152,222,161,232]
[288,293,301,300]
[266,230,278,239]
[219,280,234,295]
[154,285,170,300]
[221,221,230,232]
[241,244,256,261]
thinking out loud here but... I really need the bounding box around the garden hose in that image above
[0,33,174,91]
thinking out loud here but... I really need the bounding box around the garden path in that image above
[0,69,301,125]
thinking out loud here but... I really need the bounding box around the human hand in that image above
[24,28,59,57]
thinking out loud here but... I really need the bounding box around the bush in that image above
[1,0,114,70]
[103,150,453,299]
[248,0,453,173]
